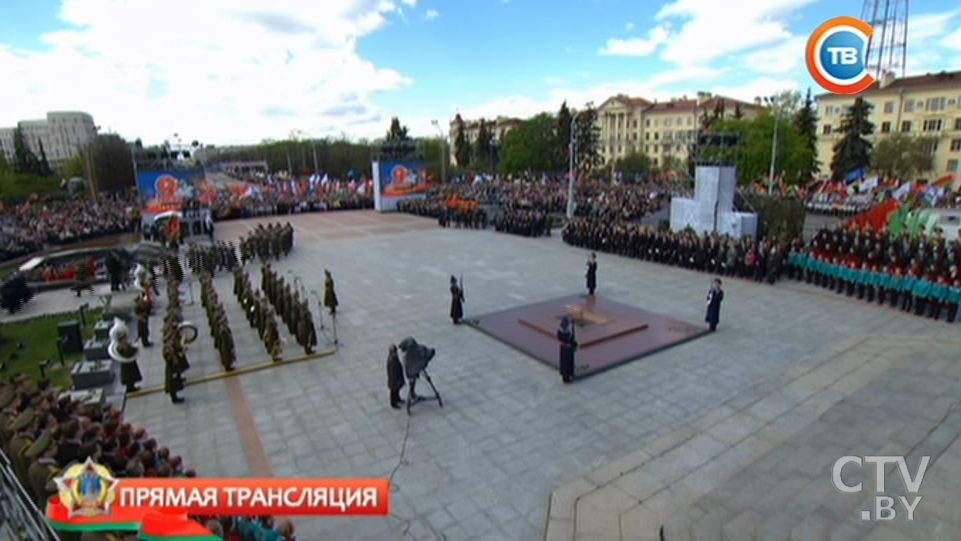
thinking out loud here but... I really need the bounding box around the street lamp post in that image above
[567,111,582,219]
[765,96,780,195]
[431,120,447,183]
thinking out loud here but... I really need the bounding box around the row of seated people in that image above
[0,374,294,541]
[562,218,790,283]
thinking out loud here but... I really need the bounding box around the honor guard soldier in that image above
[218,319,236,371]
[324,269,338,316]
[264,316,283,362]
[25,430,60,507]
[163,341,186,404]
[135,293,153,347]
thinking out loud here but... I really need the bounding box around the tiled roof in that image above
[644,95,756,114]
[817,70,961,98]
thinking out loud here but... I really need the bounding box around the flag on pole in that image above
[933,173,955,189]
[844,168,865,184]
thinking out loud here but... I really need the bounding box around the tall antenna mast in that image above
[860,0,910,79]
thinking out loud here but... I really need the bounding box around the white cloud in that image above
[399,0,417,5]
[741,36,806,74]
[0,0,414,145]
[453,66,730,121]
[908,10,960,42]
[599,25,669,56]
[944,27,961,50]
[423,8,439,20]
[625,22,635,31]
[653,0,818,65]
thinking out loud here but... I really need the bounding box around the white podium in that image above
[669,166,757,238]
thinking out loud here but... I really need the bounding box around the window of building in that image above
[664,118,673,127]
[923,119,943,132]
[822,124,833,135]
[645,119,650,127]
[632,133,637,141]
[926,97,947,111]
[687,117,693,126]
[645,145,650,153]
[881,121,891,133]
[883,101,894,114]
[924,141,939,154]
[654,132,659,140]
[955,118,961,130]
[653,119,659,127]
[824,106,834,117]
[632,120,638,128]
[901,120,912,132]
[948,159,959,172]
[653,158,659,166]
[645,133,650,141]
[951,139,961,152]
[904,100,915,112]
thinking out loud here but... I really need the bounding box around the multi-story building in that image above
[0,111,98,169]
[816,70,961,178]
[638,93,762,168]
[448,116,522,165]
[595,95,650,164]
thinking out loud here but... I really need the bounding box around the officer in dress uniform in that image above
[449,276,464,325]
[296,302,317,355]
[705,278,724,332]
[557,317,577,384]
[25,430,60,507]
[164,341,186,404]
[586,253,598,296]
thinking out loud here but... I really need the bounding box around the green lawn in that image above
[0,307,103,388]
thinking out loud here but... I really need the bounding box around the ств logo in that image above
[806,16,876,94]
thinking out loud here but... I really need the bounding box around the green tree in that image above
[712,112,811,185]
[418,137,446,180]
[472,119,494,169]
[85,135,135,193]
[575,103,602,171]
[793,88,820,184]
[60,154,85,179]
[614,152,653,181]
[37,140,53,176]
[499,113,559,174]
[12,127,37,174]
[556,101,573,169]
[830,97,875,180]
[453,114,470,167]
[870,133,938,180]
[0,150,10,172]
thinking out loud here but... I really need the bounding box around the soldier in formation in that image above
[493,210,551,237]
[788,225,961,323]
[199,272,236,372]
[261,264,318,355]
[564,218,787,284]
[0,381,293,540]
[162,249,185,283]
[134,292,153,347]
[162,279,190,403]
[234,267,284,361]
[186,242,239,276]
[238,222,295,265]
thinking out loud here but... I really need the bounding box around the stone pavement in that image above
[10,211,960,541]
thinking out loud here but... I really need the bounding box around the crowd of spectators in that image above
[1,375,295,541]
[0,194,140,263]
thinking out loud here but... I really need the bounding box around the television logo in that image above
[832,455,929,521]
[806,16,876,94]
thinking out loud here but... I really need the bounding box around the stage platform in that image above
[466,295,708,378]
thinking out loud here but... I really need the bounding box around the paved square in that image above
[469,294,705,378]
[100,210,960,541]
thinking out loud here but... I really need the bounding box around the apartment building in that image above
[0,111,98,168]
[447,116,522,165]
[599,92,762,167]
[816,70,961,178]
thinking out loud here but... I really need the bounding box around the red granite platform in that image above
[467,295,707,378]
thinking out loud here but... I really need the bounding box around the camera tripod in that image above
[406,369,442,415]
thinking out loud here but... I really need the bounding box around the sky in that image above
[0,0,959,147]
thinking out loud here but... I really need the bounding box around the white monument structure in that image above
[670,165,758,238]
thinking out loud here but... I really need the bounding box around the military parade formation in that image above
[260,264,318,356]
[187,241,239,276]
[238,223,294,265]
[161,279,191,403]
[200,273,238,372]
[233,267,286,362]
